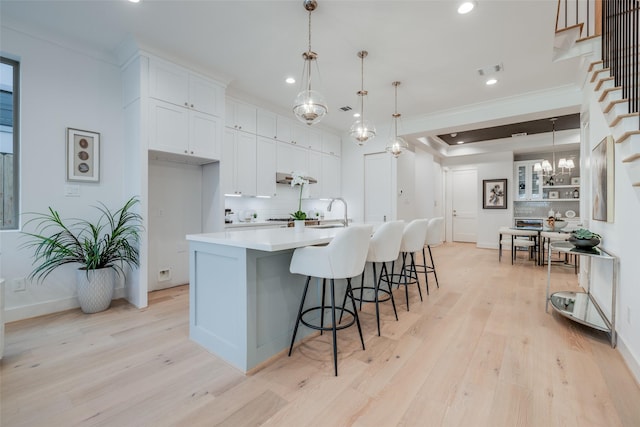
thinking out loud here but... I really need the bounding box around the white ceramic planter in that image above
[294,220,305,232]
[76,268,115,314]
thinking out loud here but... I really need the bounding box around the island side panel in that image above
[247,249,307,367]
[189,241,248,371]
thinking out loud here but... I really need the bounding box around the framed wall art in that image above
[67,128,100,182]
[482,178,507,209]
[548,191,559,199]
[592,135,614,222]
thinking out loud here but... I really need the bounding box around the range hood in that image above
[275,172,317,184]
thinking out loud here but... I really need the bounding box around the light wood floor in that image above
[2,243,639,426]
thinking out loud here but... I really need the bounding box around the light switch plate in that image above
[64,184,80,197]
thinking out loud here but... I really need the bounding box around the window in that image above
[1,57,19,230]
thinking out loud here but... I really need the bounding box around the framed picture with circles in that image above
[67,128,100,182]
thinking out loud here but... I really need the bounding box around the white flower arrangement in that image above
[290,171,309,220]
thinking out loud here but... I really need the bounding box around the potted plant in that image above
[568,228,602,249]
[22,197,143,313]
[289,171,308,230]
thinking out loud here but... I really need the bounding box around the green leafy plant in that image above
[571,228,601,240]
[22,197,143,282]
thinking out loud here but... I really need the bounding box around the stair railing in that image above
[601,0,640,129]
[556,0,601,38]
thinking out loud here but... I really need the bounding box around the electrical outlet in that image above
[158,269,171,282]
[13,277,26,292]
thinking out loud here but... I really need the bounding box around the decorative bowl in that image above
[553,220,568,230]
[568,236,600,249]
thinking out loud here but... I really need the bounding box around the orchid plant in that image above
[290,171,309,220]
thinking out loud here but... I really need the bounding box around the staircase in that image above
[555,0,640,190]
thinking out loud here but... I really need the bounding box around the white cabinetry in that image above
[277,141,309,175]
[257,108,277,139]
[222,128,257,196]
[256,137,277,197]
[307,129,322,152]
[148,58,224,162]
[226,99,256,134]
[307,150,322,198]
[149,99,221,161]
[514,160,543,201]
[322,133,341,157]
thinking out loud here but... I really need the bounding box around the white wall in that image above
[583,93,640,380]
[442,152,514,247]
[148,160,202,291]
[1,26,126,321]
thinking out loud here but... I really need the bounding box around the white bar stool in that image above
[540,231,577,272]
[288,224,373,376]
[346,220,404,336]
[415,217,444,294]
[387,219,429,311]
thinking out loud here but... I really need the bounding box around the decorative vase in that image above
[294,220,305,232]
[76,268,115,314]
[568,236,601,250]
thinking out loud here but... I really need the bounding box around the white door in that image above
[364,152,393,223]
[452,169,477,242]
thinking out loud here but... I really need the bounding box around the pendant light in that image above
[349,50,376,145]
[534,118,571,180]
[293,0,328,126]
[386,81,409,157]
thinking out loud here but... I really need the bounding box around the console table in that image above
[546,241,618,348]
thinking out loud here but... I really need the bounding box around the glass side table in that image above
[546,241,618,348]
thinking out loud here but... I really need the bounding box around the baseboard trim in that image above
[617,335,640,387]
[4,286,127,323]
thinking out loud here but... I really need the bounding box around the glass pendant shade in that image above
[350,119,376,146]
[293,88,327,126]
[350,50,375,145]
[387,136,408,157]
[385,81,408,157]
[292,0,327,126]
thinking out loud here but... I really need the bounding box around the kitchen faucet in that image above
[327,198,348,227]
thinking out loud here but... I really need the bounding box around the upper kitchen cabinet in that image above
[322,133,341,157]
[256,136,277,197]
[222,128,257,196]
[277,140,308,175]
[256,108,277,139]
[307,129,322,152]
[149,57,224,116]
[226,98,257,134]
[514,160,543,201]
[149,99,222,162]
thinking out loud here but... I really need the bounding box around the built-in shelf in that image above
[542,185,580,189]
[543,198,580,202]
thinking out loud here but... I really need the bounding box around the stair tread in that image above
[622,153,640,163]
[616,130,640,144]
[595,76,615,91]
[591,68,611,83]
[588,60,604,72]
[603,97,628,112]
[610,112,640,127]
[599,87,623,103]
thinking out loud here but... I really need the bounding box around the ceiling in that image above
[0,0,584,148]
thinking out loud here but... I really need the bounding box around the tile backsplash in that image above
[514,200,580,219]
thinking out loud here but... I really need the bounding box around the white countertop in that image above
[187,226,344,252]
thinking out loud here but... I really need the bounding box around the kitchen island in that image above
[186,227,344,372]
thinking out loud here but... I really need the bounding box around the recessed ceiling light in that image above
[128,0,141,3]
[486,78,498,85]
[450,132,457,137]
[457,1,476,14]
[457,140,465,144]
[353,112,361,118]
[417,137,428,144]
[285,77,295,84]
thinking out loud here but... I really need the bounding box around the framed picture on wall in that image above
[67,128,100,182]
[482,178,507,209]
[592,135,614,222]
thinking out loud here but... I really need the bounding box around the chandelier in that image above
[349,50,376,145]
[292,0,328,126]
[385,81,409,157]
[533,118,574,179]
